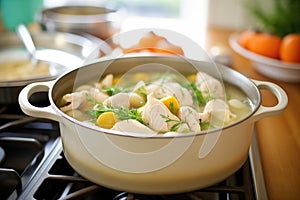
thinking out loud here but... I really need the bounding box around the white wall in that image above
[207,0,274,30]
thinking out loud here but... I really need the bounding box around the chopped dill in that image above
[200,121,210,131]
[88,103,144,124]
[169,102,176,115]
[102,86,122,96]
[160,114,186,132]
[182,83,214,106]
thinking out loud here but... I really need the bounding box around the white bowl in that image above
[229,33,300,83]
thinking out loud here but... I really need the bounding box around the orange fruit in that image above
[123,31,184,55]
[280,34,300,63]
[138,31,165,48]
[247,33,282,59]
[238,30,257,48]
[153,39,184,55]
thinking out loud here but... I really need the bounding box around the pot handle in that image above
[250,79,288,122]
[18,81,60,122]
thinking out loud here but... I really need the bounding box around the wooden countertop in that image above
[205,27,300,200]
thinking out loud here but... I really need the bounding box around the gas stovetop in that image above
[0,105,60,199]
[0,104,268,200]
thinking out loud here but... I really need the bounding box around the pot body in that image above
[59,117,254,194]
[19,56,288,194]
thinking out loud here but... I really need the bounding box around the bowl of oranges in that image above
[229,31,300,83]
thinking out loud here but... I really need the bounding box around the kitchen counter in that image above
[205,27,300,200]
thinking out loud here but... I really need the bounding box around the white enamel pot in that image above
[18,56,287,194]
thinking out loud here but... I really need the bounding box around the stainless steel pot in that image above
[0,31,107,104]
[18,56,288,194]
[38,5,123,40]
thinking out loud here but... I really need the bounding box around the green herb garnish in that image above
[200,122,210,131]
[102,86,122,96]
[182,83,214,106]
[89,103,144,124]
[160,114,186,132]
[168,102,176,115]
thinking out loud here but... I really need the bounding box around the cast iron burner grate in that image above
[0,104,60,199]
[17,136,256,200]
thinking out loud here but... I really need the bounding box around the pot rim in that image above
[50,55,262,138]
[0,74,59,87]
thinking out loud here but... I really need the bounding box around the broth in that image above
[0,59,49,81]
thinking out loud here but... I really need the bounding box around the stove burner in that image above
[0,146,5,165]
[0,132,46,198]
[113,192,208,200]
[113,192,162,200]
[114,192,221,200]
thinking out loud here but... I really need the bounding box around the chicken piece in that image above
[93,91,109,103]
[196,72,225,99]
[204,99,230,113]
[228,99,247,109]
[111,119,156,134]
[141,93,180,132]
[178,106,201,132]
[147,82,193,106]
[201,99,236,127]
[164,82,193,106]
[87,88,109,103]
[65,109,90,121]
[176,122,190,133]
[60,91,88,112]
[146,81,172,99]
[103,93,130,108]
[164,122,190,135]
[103,92,145,108]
